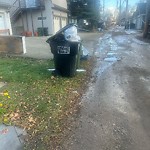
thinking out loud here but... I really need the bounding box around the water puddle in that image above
[105,52,121,62]
[96,52,121,76]
[94,35,113,57]
[117,46,126,50]
[107,52,117,56]
[95,32,122,76]
[110,44,118,51]
[95,34,119,57]
[108,38,118,51]
[104,56,120,62]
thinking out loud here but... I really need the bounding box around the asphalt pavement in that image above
[24,36,52,59]
[23,33,101,59]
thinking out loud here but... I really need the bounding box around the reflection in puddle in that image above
[117,46,125,50]
[95,33,122,76]
[107,53,117,56]
[104,57,120,62]
[111,44,118,51]
[105,51,121,62]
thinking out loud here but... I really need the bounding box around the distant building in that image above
[0,1,13,35]
[10,0,68,36]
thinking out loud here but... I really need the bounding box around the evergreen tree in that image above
[68,0,101,29]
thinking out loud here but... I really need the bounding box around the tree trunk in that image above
[143,0,150,38]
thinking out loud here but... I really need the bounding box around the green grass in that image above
[0,56,94,149]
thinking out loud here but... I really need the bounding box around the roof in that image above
[52,4,68,13]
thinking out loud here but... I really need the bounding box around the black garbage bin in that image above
[46,24,80,77]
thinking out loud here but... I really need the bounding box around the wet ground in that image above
[63,27,150,150]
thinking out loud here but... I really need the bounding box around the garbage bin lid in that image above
[55,23,77,36]
[46,23,77,43]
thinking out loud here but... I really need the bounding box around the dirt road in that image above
[63,27,150,150]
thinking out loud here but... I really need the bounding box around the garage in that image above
[53,16,61,33]
[53,16,67,33]
[61,17,67,28]
[52,3,68,34]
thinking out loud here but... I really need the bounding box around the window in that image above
[38,17,46,20]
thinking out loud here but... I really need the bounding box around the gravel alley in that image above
[63,26,150,150]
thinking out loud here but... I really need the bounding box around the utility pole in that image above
[19,0,24,32]
[143,0,150,38]
[40,0,44,36]
[116,0,119,9]
[103,0,105,16]
[119,0,122,24]
[30,9,34,36]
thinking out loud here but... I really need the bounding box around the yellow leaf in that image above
[3,90,9,96]
[3,118,8,123]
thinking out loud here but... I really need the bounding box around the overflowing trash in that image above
[46,23,88,77]
[64,25,89,59]
[64,26,81,42]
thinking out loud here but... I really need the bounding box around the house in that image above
[10,0,68,36]
[0,1,13,35]
[132,3,146,30]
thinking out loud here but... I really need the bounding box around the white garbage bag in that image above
[80,45,89,59]
[82,45,89,56]
[64,26,81,42]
